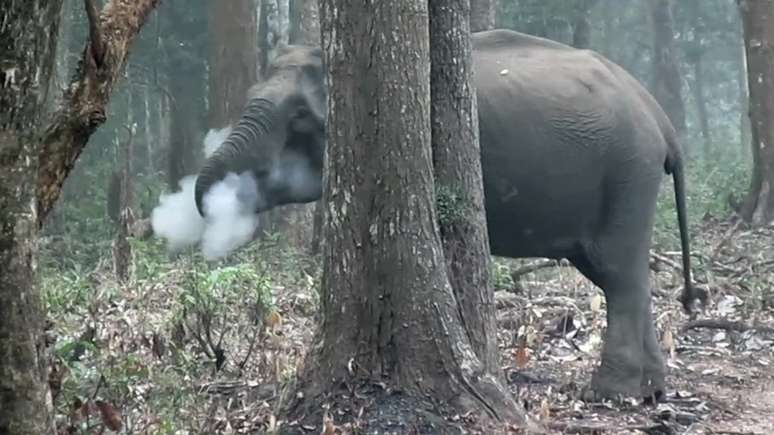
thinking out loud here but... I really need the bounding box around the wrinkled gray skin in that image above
[196,30,699,401]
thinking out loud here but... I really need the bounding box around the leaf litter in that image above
[45,218,774,434]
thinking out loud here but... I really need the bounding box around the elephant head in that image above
[194,45,326,218]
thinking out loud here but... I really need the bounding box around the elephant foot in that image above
[580,361,642,402]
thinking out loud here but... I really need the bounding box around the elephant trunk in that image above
[194,97,278,216]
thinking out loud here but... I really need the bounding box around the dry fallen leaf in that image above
[95,400,123,432]
[322,412,339,435]
[267,310,283,330]
[514,344,531,368]
[662,329,675,359]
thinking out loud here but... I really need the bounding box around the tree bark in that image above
[38,0,162,223]
[162,0,207,190]
[0,3,62,432]
[738,0,774,225]
[429,0,499,375]
[113,125,136,283]
[290,0,523,429]
[208,0,258,127]
[648,0,686,136]
[470,0,496,32]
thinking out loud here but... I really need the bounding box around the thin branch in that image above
[681,318,774,335]
[84,0,105,66]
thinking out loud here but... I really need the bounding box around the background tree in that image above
[572,0,598,48]
[160,0,208,190]
[429,0,499,374]
[208,0,258,127]
[738,0,774,224]
[471,0,497,31]
[648,0,686,136]
[289,0,320,44]
[292,0,522,428]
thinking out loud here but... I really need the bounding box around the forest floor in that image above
[46,218,774,435]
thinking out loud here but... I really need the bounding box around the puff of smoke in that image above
[151,176,205,253]
[200,172,260,260]
[203,126,232,158]
[150,171,260,260]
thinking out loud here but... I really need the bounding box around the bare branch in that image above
[84,0,105,66]
[38,0,161,224]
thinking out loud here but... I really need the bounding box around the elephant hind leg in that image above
[570,248,647,399]
[570,249,666,401]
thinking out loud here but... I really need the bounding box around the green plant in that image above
[436,184,468,228]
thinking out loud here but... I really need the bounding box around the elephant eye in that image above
[295,106,311,118]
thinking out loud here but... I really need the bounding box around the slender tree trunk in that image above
[0,3,62,432]
[691,55,712,158]
[737,32,752,152]
[208,0,259,127]
[572,0,598,49]
[648,0,686,136]
[290,0,523,429]
[429,0,499,375]
[289,0,321,45]
[470,0,496,32]
[113,125,136,283]
[738,0,774,225]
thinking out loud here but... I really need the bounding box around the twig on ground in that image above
[681,319,774,335]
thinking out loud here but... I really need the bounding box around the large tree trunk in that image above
[289,0,523,429]
[648,0,686,136]
[470,0,496,32]
[738,0,774,225]
[208,0,258,127]
[0,3,62,432]
[429,0,499,375]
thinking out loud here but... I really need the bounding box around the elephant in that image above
[194,29,701,401]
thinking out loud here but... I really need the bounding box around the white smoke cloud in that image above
[151,176,205,253]
[203,126,232,158]
[200,172,260,260]
[150,126,260,261]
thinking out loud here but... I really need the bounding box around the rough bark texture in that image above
[0,2,63,433]
[648,0,686,135]
[291,0,524,429]
[428,0,499,376]
[470,0,496,32]
[738,0,774,225]
[572,0,598,49]
[208,0,259,127]
[38,0,162,223]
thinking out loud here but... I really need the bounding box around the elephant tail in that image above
[668,156,707,313]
